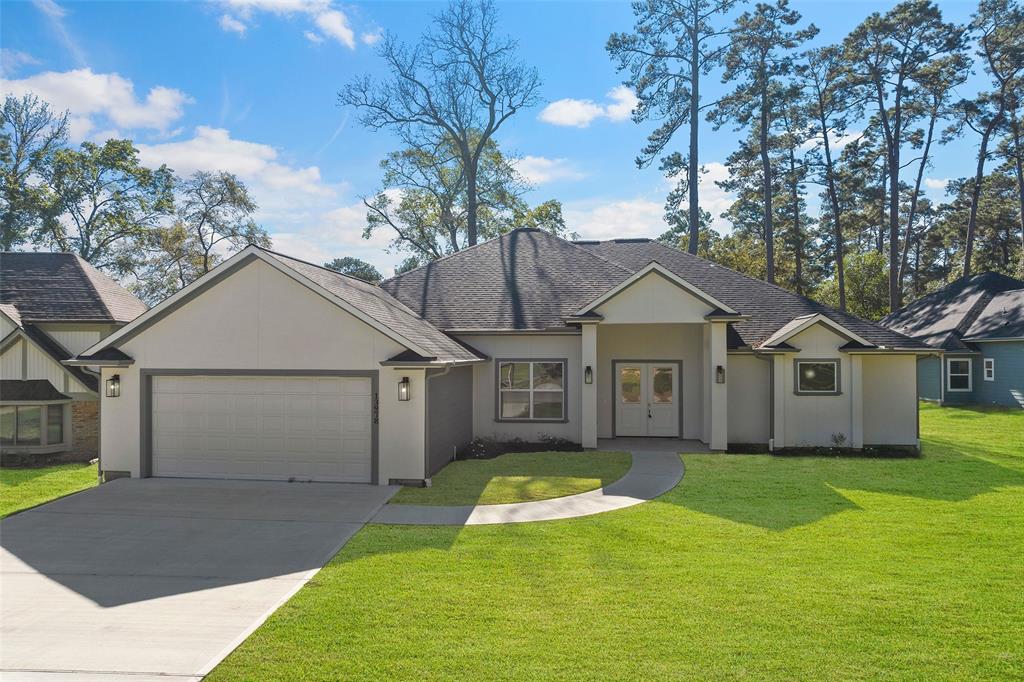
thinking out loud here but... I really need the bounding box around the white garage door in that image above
[151,375,373,483]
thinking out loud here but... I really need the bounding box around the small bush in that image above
[456,434,582,460]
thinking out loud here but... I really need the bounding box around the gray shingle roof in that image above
[0,379,71,403]
[261,249,482,363]
[964,288,1024,340]
[880,272,1024,349]
[383,230,926,350]
[0,252,148,323]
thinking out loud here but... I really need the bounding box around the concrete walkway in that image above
[371,450,684,526]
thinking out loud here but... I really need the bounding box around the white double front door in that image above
[614,362,680,437]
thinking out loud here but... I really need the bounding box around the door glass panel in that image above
[619,367,641,403]
[16,406,41,445]
[498,362,531,389]
[533,362,563,390]
[652,367,674,403]
[500,390,531,418]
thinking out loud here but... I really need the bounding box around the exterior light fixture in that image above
[106,374,121,398]
[398,376,411,401]
[715,365,726,384]
[584,365,593,384]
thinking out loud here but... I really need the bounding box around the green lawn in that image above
[390,450,632,506]
[0,461,97,518]
[211,404,1023,681]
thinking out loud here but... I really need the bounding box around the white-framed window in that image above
[0,404,65,446]
[946,358,972,392]
[496,360,565,421]
[794,359,840,395]
[983,358,995,382]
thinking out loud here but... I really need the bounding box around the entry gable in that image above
[759,313,874,350]
[576,262,738,324]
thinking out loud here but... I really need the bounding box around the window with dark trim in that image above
[795,360,839,394]
[0,405,65,447]
[497,360,565,421]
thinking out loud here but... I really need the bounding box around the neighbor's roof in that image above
[0,252,148,323]
[880,272,1024,349]
[382,230,926,350]
[964,288,1024,340]
[0,379,71,403]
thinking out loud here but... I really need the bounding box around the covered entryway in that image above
[613,361,681,437]
[150,374,374,483]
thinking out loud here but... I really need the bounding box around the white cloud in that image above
[31,0,65,18]
[361,29,383,46]
[31,0,86,66]
[219,14,248,34]
[539,85,638,128]
[924,178,949,191]
[218,0,356,49]
[800,129,861,152]
[0,49,39,76]
[515,156,585,185]
[0,68,191,137]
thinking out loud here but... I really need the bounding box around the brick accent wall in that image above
[70,399,99,457]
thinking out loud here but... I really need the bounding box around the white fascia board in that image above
[761,313,873,348]
[80,247,434,359]
[574,262,738,316]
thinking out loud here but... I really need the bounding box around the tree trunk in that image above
[877,158,887,254]
[759,85,774,285]
[789,146,802,295]
[820,113,845,311]
[898,105,938,308]
[888,147,900,313]
[963,121,997,278]
[465,152,479,246]
[687,19,700,256]
[1010,110,1024,270]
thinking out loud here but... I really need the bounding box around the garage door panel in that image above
[152,375,373,483]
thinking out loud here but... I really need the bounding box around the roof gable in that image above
[575,262,738,320]
[760,314,873,349]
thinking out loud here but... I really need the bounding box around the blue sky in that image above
[2,0,986,275]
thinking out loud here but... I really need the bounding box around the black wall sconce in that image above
[715,365,726,384]
[105,374,121,398]
[398,376,411,401]
[584,365,593,384]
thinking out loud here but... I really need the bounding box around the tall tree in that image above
[340,0,540,246]
[956,0,1024,277]
[799,46,858,310]
[710,0,817,284]
[607,0,740,255]
[844,0,964,310]
[134,171,268,303]
[0,93,68,250]
[40,139,174,276]
[324,257,384,283]
[1003,103,1024,274]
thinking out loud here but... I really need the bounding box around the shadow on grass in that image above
[672,444,1024,531]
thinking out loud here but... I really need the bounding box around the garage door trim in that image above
[140,369,379,483]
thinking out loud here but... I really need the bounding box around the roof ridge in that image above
[381,231,508,284]
[70,255,115,321]
[256,245,381,286]
[556,235,634,276]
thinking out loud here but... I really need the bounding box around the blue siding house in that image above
[881,273,1024,409]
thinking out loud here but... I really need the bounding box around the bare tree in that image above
[340,0,540,246]
[607,0,739,255]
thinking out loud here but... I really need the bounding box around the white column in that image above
[581,322,598,449]
[772,354,787,449]
[708,322,728,451]
[850,354,864,449]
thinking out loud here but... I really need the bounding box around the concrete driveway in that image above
[0,478,396,681]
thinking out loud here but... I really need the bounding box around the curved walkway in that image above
[370,450,684,526]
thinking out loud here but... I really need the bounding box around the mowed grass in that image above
[390,450,632,505]
[0,462,97,518]
[210,404,1024,681]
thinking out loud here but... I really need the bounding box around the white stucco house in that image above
[70,229,930,485]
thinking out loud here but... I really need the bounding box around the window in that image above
[497,360,565,421]
[795,360,839,394]
[0,405,65,447]
[947,358,972,392]
[983,358,995,382]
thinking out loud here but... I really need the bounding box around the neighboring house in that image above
[881,272,1024,408]
[73,230,930,485]
[0,253,148,458]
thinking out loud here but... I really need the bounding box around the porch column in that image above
[850,354,864,448]
[708,321,728,451]
[581,321,598,449]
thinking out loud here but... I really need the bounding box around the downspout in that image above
[423,363,455,482]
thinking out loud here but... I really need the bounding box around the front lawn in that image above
[211,404,1023,681]
[390,450,632,506]
[0,461,98,518]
